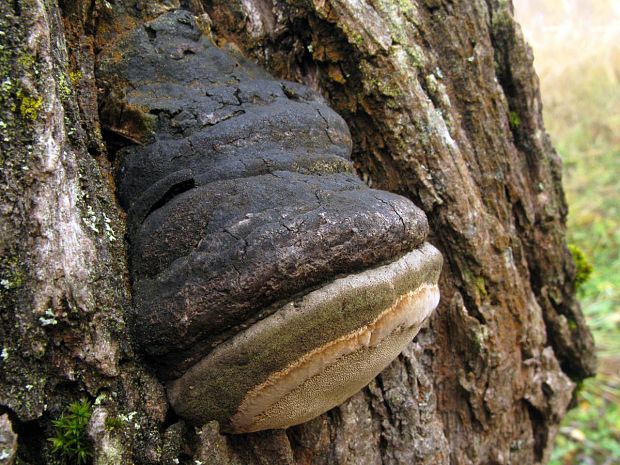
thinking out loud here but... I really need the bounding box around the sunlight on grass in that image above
[514,1,620,464]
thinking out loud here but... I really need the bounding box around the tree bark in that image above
[0,1,595,465]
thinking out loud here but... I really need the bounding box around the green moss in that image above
[17,53,36,69]
[104,416,124,432]
[568,244,593,291]
[404,45,424,69]
[425,74,439,94]
[48,399,93,465]
[338,20,364,48]
[69,70,83,86]
[509,110,521,129]
[375,77,401,97]
[58,74,71,96]
[16,89,43,121]
[462,268,488,300]
[474,276,488,297]
[349,30,364,47]
[395,0,415,15]
[0,255,23,290]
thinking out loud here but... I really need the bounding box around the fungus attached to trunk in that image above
[98,10,442,433]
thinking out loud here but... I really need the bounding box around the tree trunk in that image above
[0,1,595,464]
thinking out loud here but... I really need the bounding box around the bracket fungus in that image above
[99,11,442,433]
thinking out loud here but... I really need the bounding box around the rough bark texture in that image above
[0,1,595,465]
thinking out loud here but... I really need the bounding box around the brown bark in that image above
[0,1,595,464]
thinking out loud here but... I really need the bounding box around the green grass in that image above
[549,72,620,464]
[515,1,620,464]
[551,383,620,464]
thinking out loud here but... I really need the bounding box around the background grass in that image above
[514,1,620,464]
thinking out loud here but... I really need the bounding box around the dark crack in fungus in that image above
[98,10,442,434]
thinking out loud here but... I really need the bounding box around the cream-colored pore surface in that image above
[230,283,440,433]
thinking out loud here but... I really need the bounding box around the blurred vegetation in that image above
[515,1,620,464]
